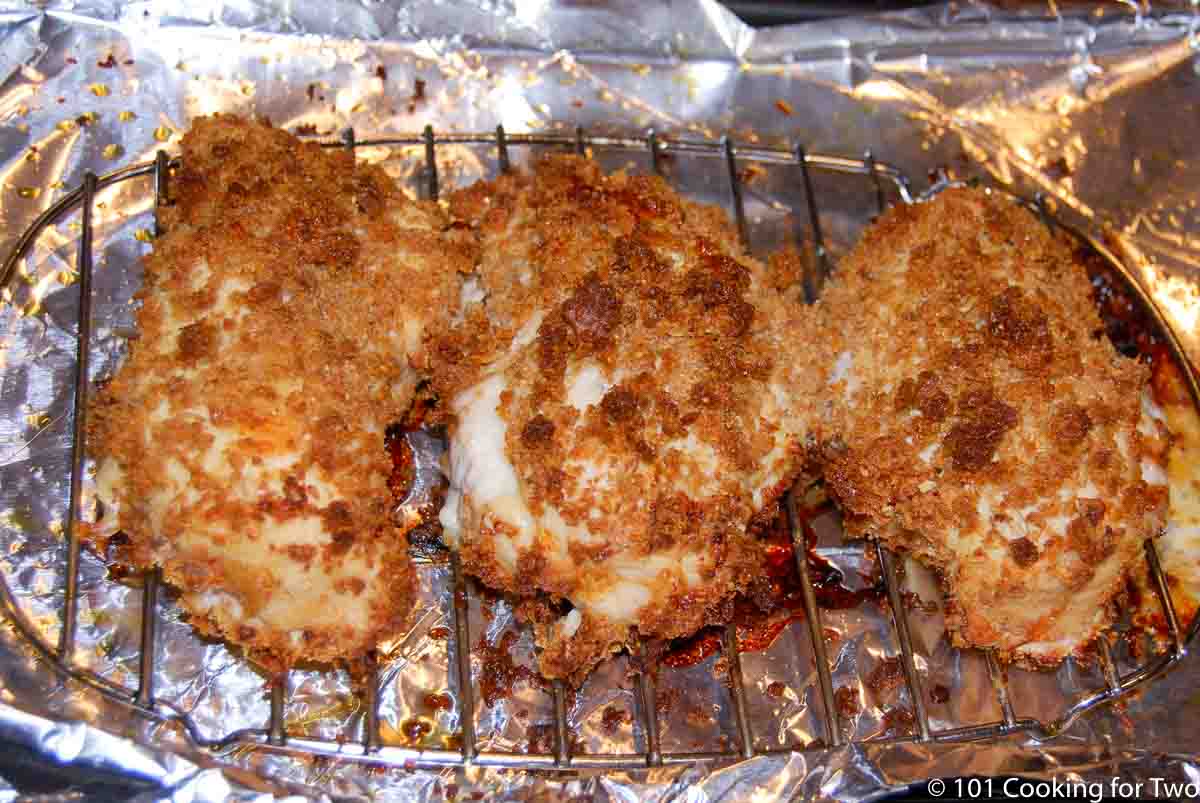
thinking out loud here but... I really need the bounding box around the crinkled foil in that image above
[1,1,1199,799]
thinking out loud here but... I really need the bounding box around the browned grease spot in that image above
[176,319,216,364]
[562,273,622,345]
[601,705,631,733]
[1068,520,1116,564]
[525,721,581,755]
[662,627,723,668]
[894,371,950,422]
[385,424,416,500]
[521,414,555,446]
[835,686,860,717]
[944,389,1018,471]
[1008,537,1039,567]
[400,716,433,744]
[1052,403,1093,445]
[880,706,915,736]
[866,657,904,696]
[987,286,1053,366]
[526,722,555,754]
[658,500,887,671]
[1078,498,1106,526]
[286,543,317,566]
[476,631,544,707]
[600,386,641,423]
[683,252,754,337]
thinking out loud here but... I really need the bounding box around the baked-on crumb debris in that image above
[811,187,1170,666]
[88,115,472,670]
[434,154,820,685]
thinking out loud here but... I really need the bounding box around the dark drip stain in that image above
[660,498,885,669]
[476,631,546,708]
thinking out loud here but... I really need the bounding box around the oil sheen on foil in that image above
[1,1,1199,799]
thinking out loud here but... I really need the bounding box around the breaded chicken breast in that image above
[89,116,471,669]
[813,187,1169,666]
[434,155,819,684]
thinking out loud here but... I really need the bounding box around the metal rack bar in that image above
[269,674,287,745]
[787,142,841,744]
[1097,637,1120,693]
[250,725,1083,771]
[932,719,1038,743]
[723,624,756,759]
[723,138,751,247]
[1034,647,1182,741]
[339,126,382,755]
[364,654,382,753]
[436,124,491,766]
[785,483,840,745]
[876,545,932,741]
[255,736,777,769]
[449,553,477,762]
[865,151,886,215]
[796,145,830,304]
[1144,539,1183,654]
[539,126,586,768]
[719,137,760,759]
[134,149,172,708]
[1103,649,1175,693]
[153,150,171,220]
[647,130,663,175]
[632,639,662,766]
[496,125,510,173]
[634,129,667,770]
[309,133,913,190]
[986,652,1018,729]
[134,568,159,707]
[422,125,439,202]
[552,680,570,767]
[1033,193,1056,234]
[86,668,135,699]
[58,170,98,661]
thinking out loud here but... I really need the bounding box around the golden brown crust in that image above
[813,187,1169,665]
[436,155,819,683]
[88,115,469,670]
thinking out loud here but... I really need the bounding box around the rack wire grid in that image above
[1,126,1198,774]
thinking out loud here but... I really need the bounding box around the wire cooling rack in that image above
[0,127,1197,773]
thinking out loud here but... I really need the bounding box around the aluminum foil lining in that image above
[2,0,1200,799]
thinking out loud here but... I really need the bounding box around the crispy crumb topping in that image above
[435,155,819,683]
[88,115,471,670]
[812,187,1169,665]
